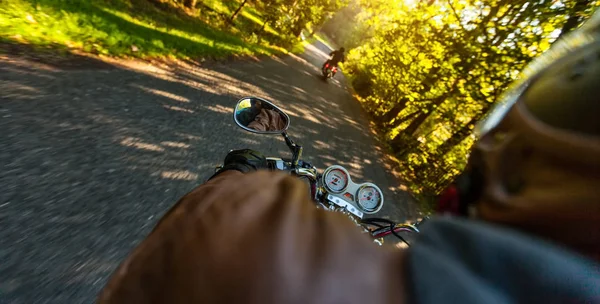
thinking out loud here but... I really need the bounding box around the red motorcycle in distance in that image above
[322,62,338,80]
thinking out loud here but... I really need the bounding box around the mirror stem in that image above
[282,132,303,168]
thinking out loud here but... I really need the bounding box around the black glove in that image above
[210,149,267,179]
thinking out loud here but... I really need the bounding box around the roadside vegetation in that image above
[323,0,599,202]
[0,0,346,58]
[5,0,596,208]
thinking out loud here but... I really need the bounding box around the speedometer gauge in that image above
[356,184,383,213]
[323,166,349,193]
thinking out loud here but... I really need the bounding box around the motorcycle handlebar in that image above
[267,158,314,171]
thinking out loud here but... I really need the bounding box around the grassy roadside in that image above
[0,0,297,59]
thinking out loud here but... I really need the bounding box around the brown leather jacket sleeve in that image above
[98,171,406,303]
[248,109,286,132]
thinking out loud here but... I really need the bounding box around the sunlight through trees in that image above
[334,0,599,197]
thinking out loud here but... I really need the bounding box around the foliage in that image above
[248,0,348,45]
[320,0,368,48]
[342,0,599,198]
[0,0,348,58]
[0,0,285,58]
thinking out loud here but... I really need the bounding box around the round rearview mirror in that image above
[234,97,290,134]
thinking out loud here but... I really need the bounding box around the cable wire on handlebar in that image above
[371,223,419,235]
[361,218,412,246]
[372,227,415,238]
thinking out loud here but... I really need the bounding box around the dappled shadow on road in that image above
[0,40,417,303]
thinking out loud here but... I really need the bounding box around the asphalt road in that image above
[0,41,417,303]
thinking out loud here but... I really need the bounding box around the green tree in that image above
[230,0,249,21]
[343,0,599,196]
[184,0,197,8]
[263,0,347,37]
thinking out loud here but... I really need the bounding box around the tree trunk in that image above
[401,92,449,136]
[379,66,441,124]
[388,110,420,129]
[557,0,592,39]
[380,97,409,122]
[230,0,248,21]
[436,119,477,156]
[437,105,492,156]
[388,89,456,156]
[402,110,432,136]
[390,134,420,158]
[260,20,268,32]
[257,19,271,41]
[292,25,303,37]
[183,0,197,8]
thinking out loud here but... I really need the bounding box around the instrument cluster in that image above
[321,165,384,218]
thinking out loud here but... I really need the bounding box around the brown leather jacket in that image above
[98,171,600,303]
[248,109,286,132]
[98,171,406,303]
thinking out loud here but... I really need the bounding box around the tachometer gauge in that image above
[356,184,383,213]
[323,166,349,193]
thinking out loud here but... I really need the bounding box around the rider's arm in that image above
[248,109,270,131]
[98,170,406,303]
[97,170,600,303]
[248,109,285,132]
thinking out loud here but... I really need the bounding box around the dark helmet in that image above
[464,13,600,260]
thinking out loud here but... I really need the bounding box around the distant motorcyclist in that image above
[98,16,600,304]
[323,47,345,72]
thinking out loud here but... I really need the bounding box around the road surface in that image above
[0,41,417,303]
